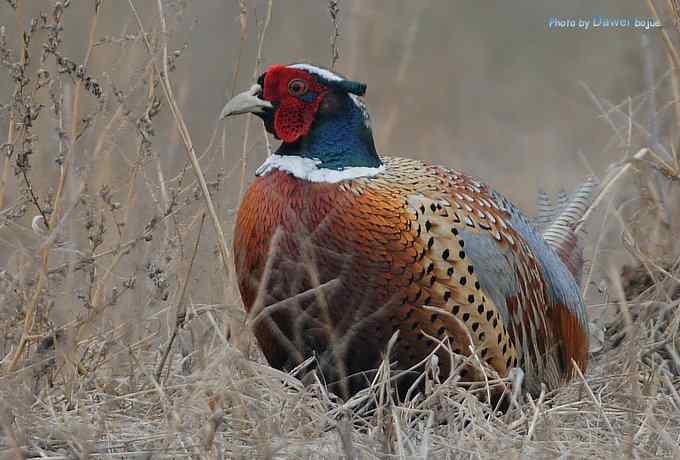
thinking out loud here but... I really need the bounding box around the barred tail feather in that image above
[534,190,555,231]
[536,177,597,283]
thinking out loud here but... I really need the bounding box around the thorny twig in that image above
[329,0,340,70]
[154,212,205,384]
[127,0,233,299]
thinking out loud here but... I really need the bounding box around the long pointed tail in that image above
[534,177,597,283]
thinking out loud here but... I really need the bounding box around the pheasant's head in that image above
[221,64,366,143]
[221,63,381,176]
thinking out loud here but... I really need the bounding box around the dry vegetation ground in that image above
[1,1,680,458]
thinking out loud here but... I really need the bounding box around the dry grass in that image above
[0,0,680,458]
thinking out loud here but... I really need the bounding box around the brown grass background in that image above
[1,0,679,458]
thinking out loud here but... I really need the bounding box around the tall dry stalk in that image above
[0,4,21,211]
[6,1,104,372]
[237,0,273,202]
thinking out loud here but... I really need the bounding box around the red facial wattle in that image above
[262,65,329,143]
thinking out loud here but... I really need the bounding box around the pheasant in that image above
[221,63,590,400]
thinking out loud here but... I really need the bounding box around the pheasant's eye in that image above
[287,79,308,97]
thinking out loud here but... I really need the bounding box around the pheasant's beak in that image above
[219,84,273,119]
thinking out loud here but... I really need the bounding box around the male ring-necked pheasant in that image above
[222,63,590,400]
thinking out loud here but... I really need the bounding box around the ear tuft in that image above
[335,79,367,96]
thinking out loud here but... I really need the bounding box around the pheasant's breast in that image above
[233,157,588,397]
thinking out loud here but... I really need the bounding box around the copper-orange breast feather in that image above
[223,63,590,400]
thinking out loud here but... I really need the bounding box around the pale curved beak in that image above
[219,84,273,119]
